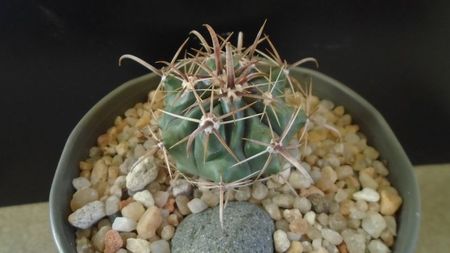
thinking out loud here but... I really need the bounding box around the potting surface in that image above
[0,164,448,253]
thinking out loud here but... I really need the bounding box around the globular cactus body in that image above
[122,23,315,185]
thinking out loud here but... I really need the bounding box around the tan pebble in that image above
[287,240,303,253]
[91,160,108,185]
[339,199,355,216]
[380,230,394,247]
[104,230,123,253]
[380,186,402,215]
[289,217,309,235]
[70,187,99,211]
[136,113,150,128]
[97,133,110,148]
[283,209,302,223]
[91,225,111,251]
[80,170,90,178]
[108,166,120,183]
[167,214,179,226]
[175,195,191,216]
[300,186,325,197]
[160,225,175,240]
[345,176,360,189]
[136,206,163,239]
[80,161,93,171]
[122,202,145,222]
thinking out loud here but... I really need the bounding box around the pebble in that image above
[283,209,302,223]
[289,217,310,235]
[150,240,170,253]
[91,159,108,185]
[379,187,402,215]
[154,191,170,208]
[126,238,150,253]
[287,231,302,241]
[306,226,322,240]
[68,200,106,229]
[353,188,380,202]
[274,229,291,252]
[160,225,175,240]
[104,230,123,253]
[175,195,191,215]
[359,171,379,190]
[122,202,145,222]
[289,170,312,189]
[172,179,192,197]
[273,194,295,208]
[328,213,347,231]
[125,156,158,191]
[342,229,366,253]
[252,181,269,200]
[105,195,120,215]
[368,240,391,253]
[276,219,290,231]
[136,206,162,239]
[112,217,137,232]
[72,177,91,190]
[235,186,251,201]
[91,225,111,251]
[384,216,397,236]
[321,228,343,245]
[304,211,316,225]
[287,240,303,253]
[263,200,282,220]
[187,198,208,214]
[336,165,354,179]
[133,190,155,208]
[200,190,220,207]
[362,212,387,238]
[309,194,330,213]
[293,197,312,213]
[70,187,99,211]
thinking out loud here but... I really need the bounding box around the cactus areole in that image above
[120,23,316,184]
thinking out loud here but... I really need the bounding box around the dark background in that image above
[1,0,449,207]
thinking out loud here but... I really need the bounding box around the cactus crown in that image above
[120,22,316,186]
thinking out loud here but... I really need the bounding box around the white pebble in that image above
[112,217,137,232]
[353,187,380,202]
[368,239,391,253]
[126,238,150,253]
[105,195,120,215]
[68,201,106,229]
[133,190,155,208]
[126,156,158,191]
[304,211,316,225]
[293,197,312,213]
[150,240,170,253]
[362,212,387,238]
[274,230,290,252]
[187,198,208,213]
[321,228,343,245]
[172,179,192,197]
[72,177,91,190]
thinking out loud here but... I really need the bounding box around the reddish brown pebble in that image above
[165,198,176,213]
[119,198,134,210]
[104,230,123,253]
[338,242,348,253]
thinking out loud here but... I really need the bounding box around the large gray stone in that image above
[171,202,275,253]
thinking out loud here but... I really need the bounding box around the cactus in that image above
[120,22,316,186]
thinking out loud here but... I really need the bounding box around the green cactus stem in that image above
[120,22,317,185]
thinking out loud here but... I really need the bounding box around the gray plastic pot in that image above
[50,68,420,252]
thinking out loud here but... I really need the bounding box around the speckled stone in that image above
[171,202,275,253]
